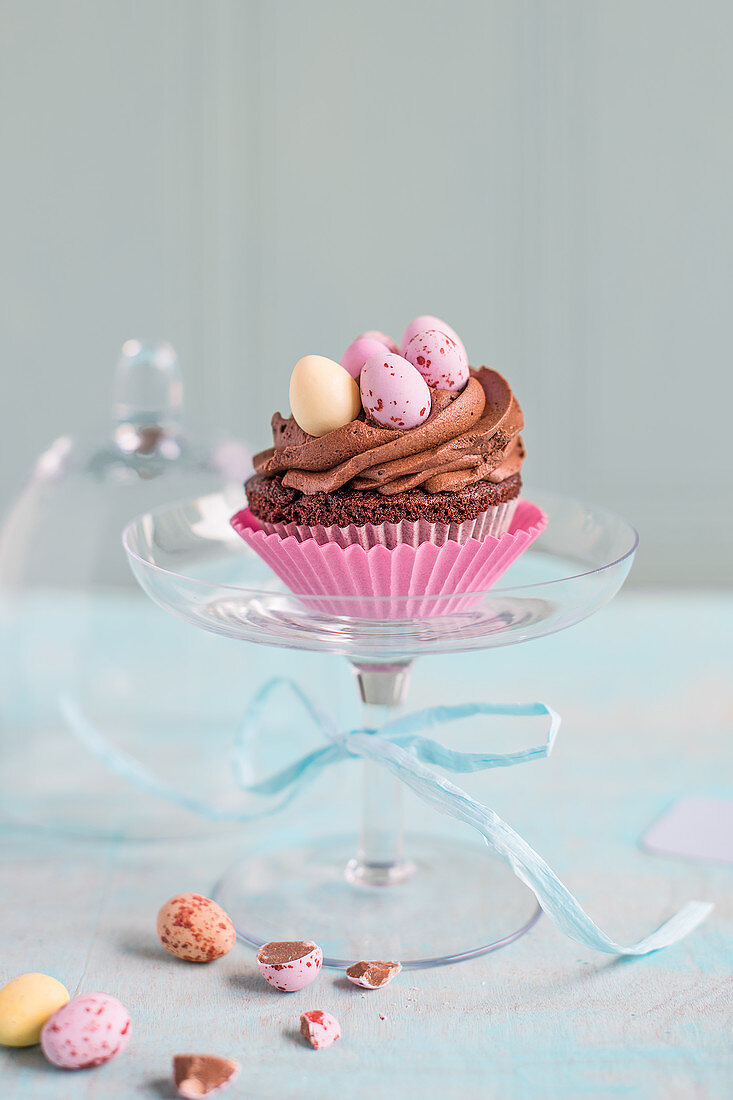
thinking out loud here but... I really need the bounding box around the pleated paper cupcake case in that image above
[231,501,547,620]
[261,498,519,549]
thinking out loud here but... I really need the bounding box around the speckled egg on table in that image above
[360,353,432,429]
[0,973,70,1047]
[289,355,362,436]
[40,992,130,1069]
[157,893,236,962]
[256,940,322,992]
[405,329,469,391]
[401,314,466,359]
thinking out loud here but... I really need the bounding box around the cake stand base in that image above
[213,833,541,969]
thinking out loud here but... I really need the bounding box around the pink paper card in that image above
[642,796,733,866]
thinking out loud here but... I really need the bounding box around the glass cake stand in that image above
[123,487,637,968]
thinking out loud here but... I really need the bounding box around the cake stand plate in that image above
[214,836,541,968]
[124,488,637,968]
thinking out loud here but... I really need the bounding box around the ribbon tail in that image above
[358,736,713,955]
[382,700,561,773]
[59,695,339,824]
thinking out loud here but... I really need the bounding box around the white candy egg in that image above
[289,355,362,438]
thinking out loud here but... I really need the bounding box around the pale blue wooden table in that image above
[1,591,731,1098]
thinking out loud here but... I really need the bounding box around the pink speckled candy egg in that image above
[405,329,469,392]
[340,336,393,380]
[300,1010,341,1049]
[40,993,130,1069]
[256,941,322,992]
[360,353,431,429]
[359,329,399,354]
[401,315,466,360]
[157,893,236,963]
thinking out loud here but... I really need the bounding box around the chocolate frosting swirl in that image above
[252,367,524,496]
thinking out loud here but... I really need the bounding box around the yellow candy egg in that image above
[0,973,70,1047]
[289,355,362,437]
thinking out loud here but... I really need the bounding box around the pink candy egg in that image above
[340,336,393,380]
[359,329,399,354]
[40,992,131,1069]
[360,353,431,429]
[405,329,469,392]
[300,1010,341,1049]
[401,315,466,360]
[256,941,322,992]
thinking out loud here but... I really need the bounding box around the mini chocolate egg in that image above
[40,992,130,1069]
[300,1010,341,1049]
[359,329,399,354]
[360,353,431,429]
[256,940,322,992]
[340,336,392,380]
[345,960,402,989]
[289,355,362,437]
[173,1054,240,1098]
[157,893,236,963]
[0,973,70,1047]
[401,314,466,359]
[405,329,469,392]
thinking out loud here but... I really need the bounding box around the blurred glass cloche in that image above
[0,341,251,836]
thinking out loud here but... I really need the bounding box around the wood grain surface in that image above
[1,591,731,1098]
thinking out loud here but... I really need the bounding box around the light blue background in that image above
[1,0,732,580]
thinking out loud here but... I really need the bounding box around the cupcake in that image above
[245,316,526,549]
[232,316,544,615]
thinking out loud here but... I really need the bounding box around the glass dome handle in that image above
[114,340,183,434]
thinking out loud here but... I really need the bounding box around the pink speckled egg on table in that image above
[401,314,466,359]
[256,941,322,992]
[340,336,394,380]
[405,329,469,391]
[300,1010,341,1049]
[360,353,432,429]
[157,893,236,963]
[40,993,130,1069]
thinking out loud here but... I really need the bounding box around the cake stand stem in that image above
[345,660,416,887]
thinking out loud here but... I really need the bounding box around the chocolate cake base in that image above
[245,472,521,527]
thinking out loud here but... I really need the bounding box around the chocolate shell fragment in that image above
[173,1054,240,1098]
[345,960,402,989]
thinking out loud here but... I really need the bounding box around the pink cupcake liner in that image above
[231,500,547,620]
[261,498,518,549]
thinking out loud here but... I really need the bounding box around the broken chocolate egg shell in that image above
[345,960,402,989]
[173,1054,240,1098]
[256,940,322,992]
[300,1010,341,1049]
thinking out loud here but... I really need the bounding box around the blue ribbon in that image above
[61,679,712,956]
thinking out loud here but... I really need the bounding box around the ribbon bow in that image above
[61,679,712,956]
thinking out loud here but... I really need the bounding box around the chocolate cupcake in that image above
[245,316,525,550]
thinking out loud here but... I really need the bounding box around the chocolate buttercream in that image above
[252,367,523,496]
